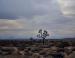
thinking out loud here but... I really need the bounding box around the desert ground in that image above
[0,39,75,58]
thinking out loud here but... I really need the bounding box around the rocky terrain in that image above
[0,39,74,58]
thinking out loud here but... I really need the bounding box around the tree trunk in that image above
[43,38,45,45]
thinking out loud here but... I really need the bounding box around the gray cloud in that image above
[58,0,75,17]
[0,0,75,38]
[0,0,53,19]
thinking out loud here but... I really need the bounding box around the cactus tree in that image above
[37,29,49,45]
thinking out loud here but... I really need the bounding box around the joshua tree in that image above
[37,29,49,45]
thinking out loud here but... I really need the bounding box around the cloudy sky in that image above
[0,0,75,39]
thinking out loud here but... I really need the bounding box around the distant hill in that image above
[63,38,75,41]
